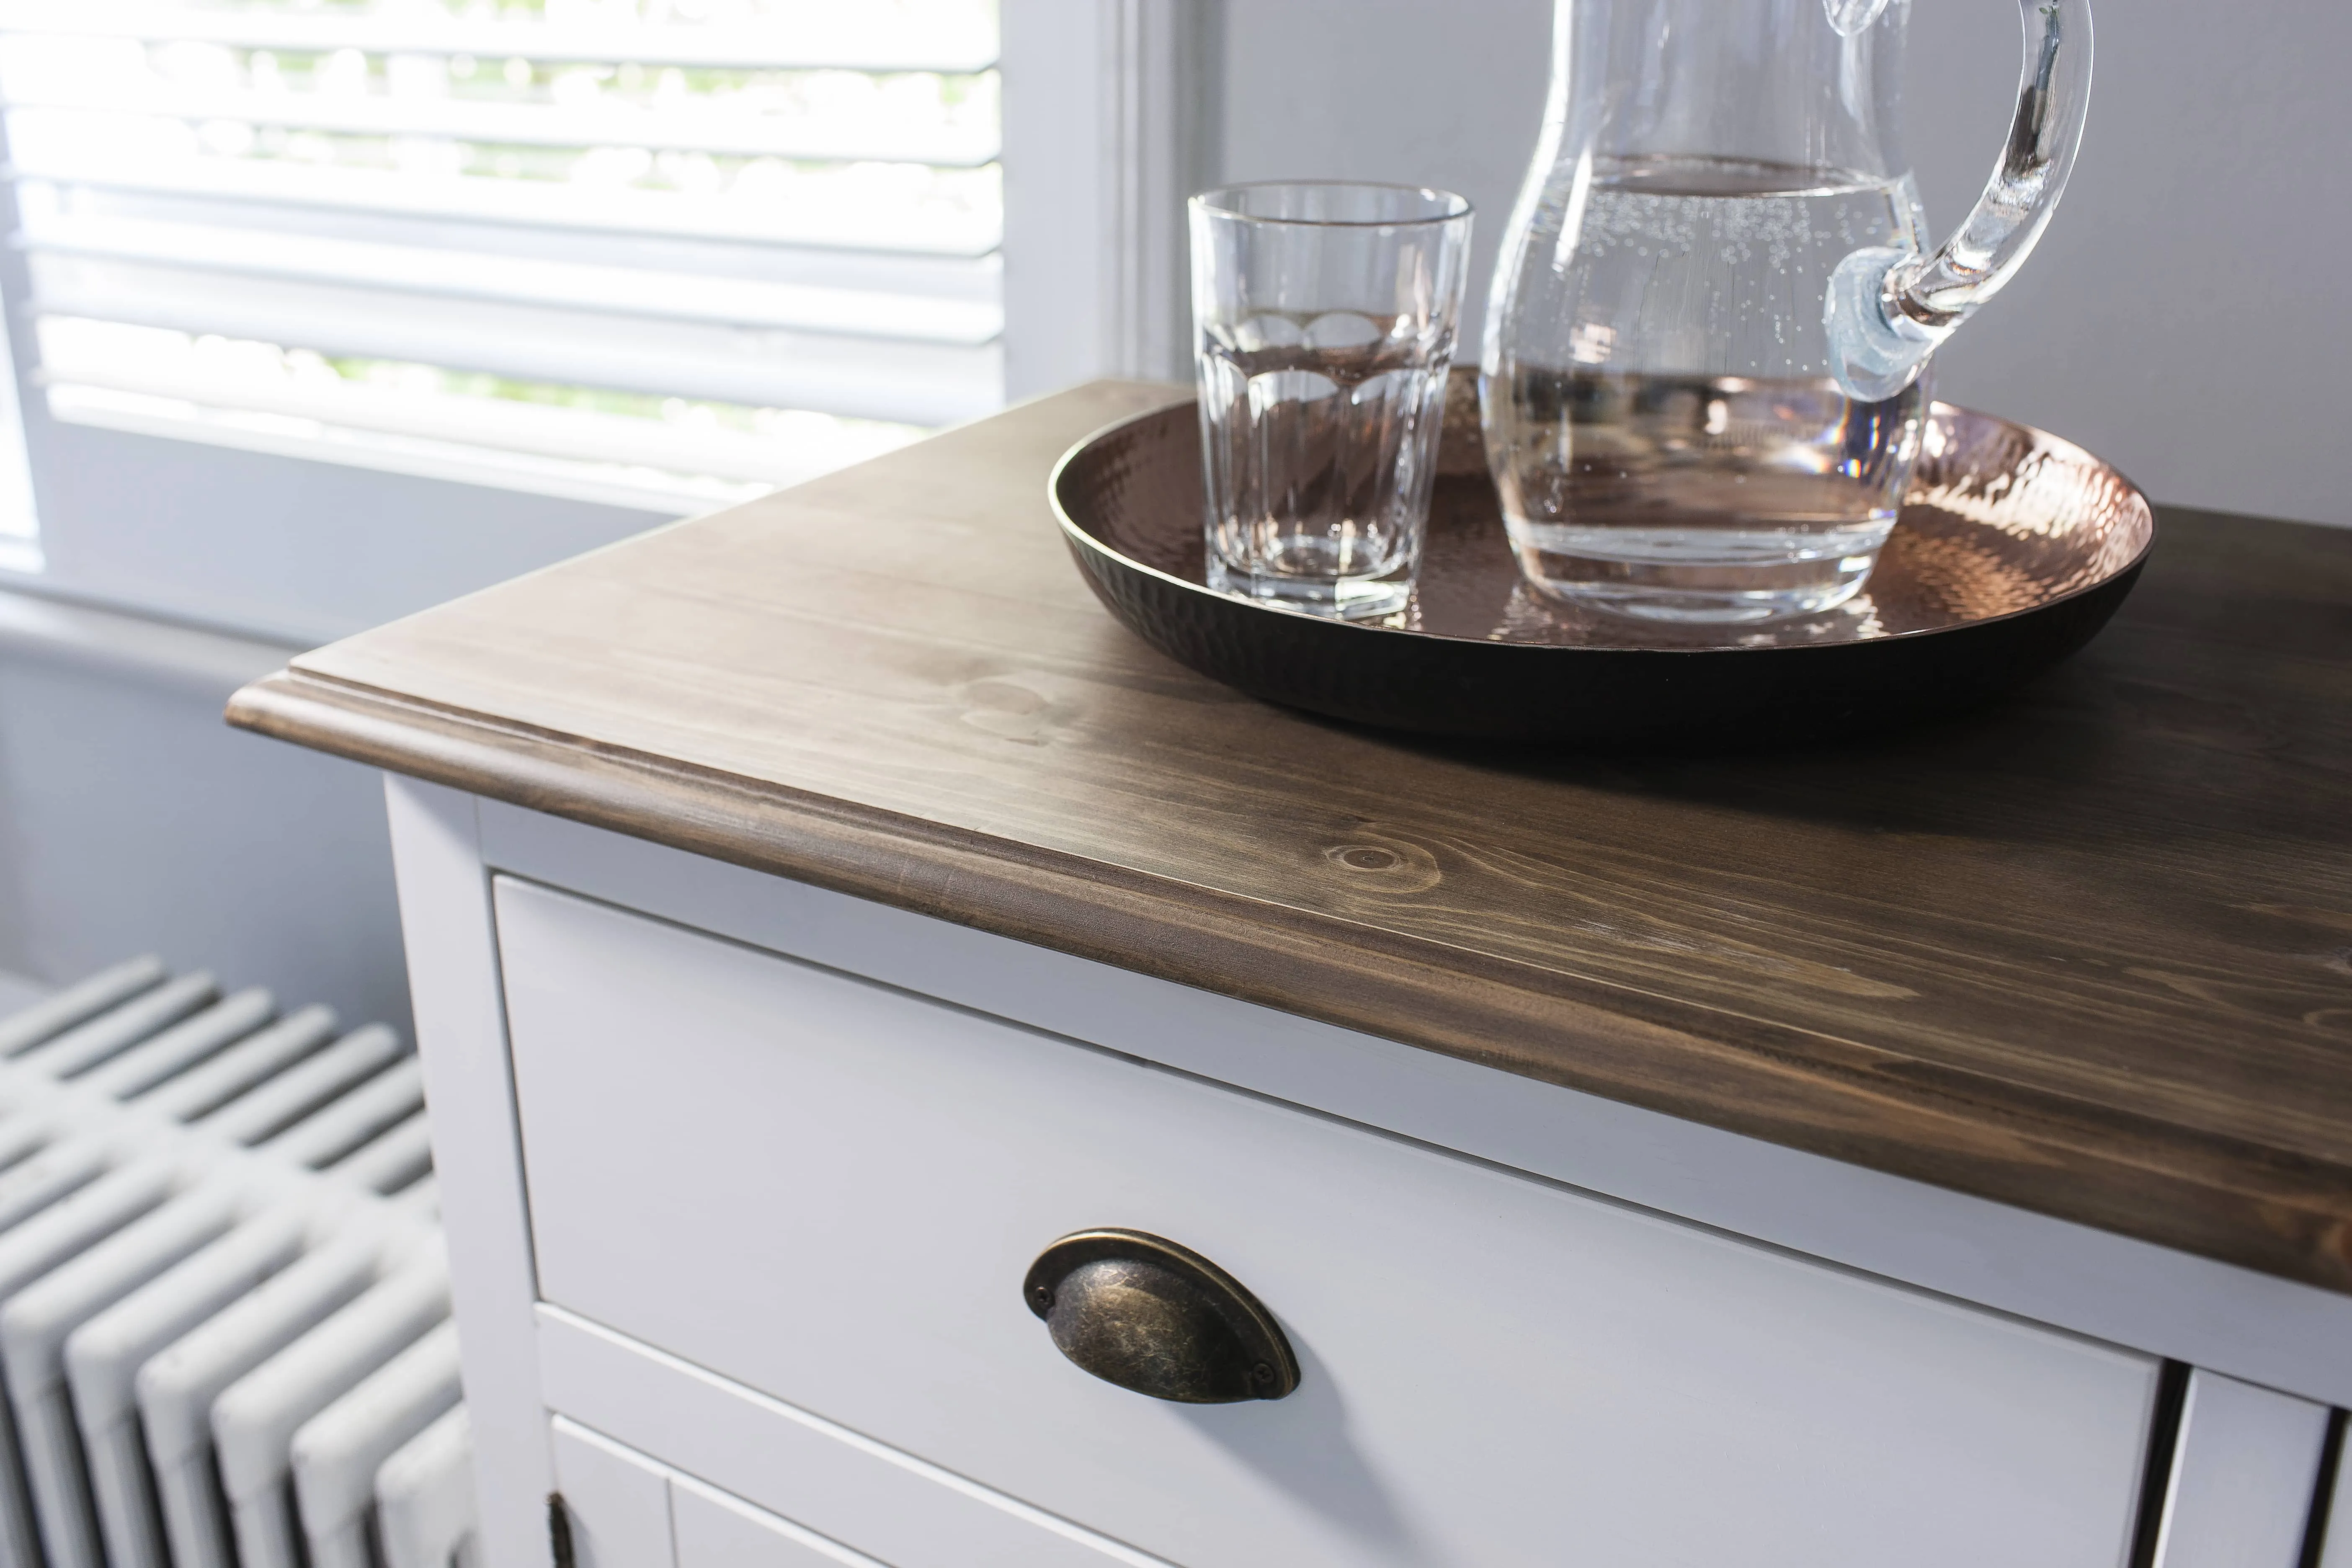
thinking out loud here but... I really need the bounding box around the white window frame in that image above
[1003,0,1210,400]
[0,0,1208,647]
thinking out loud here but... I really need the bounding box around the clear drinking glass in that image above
[1190,182,1474,620]
[1483,0,2094,623]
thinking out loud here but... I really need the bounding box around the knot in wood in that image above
[1323,838,1443,893]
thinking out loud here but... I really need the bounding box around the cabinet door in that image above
[670,1480,884,1568]
[545,1330,1150,1568]
[550,1418,912,1568]
[551,1419,673,1568]
[2322,1430,2352,1568]
[2151,1372,2336,1568]
[500,876,2164,1568]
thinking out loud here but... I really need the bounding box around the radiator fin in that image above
[0,964,475,1568]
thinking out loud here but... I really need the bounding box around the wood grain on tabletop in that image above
[227,380,2352,1295]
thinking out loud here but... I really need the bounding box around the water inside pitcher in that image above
[1482,0,2092,623]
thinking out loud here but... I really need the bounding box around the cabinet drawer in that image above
[498,877,2164,1568]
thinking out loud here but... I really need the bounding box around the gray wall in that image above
[0,605,412,1036]
[29,420,662,646]
[0,423,667,1034]
[1215,0,2352,527]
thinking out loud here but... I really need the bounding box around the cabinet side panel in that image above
[384,776,550,1568]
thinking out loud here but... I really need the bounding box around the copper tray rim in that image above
[1049,397,2156,658]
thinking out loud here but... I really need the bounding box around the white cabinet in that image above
[376,784,2350,1568]
[497,876,2161,1568]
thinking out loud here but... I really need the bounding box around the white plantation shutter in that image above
[0,0,1006,516]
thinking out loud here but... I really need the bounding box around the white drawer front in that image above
[498,877,2164,1568]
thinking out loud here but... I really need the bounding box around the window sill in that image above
[0,580,302,698]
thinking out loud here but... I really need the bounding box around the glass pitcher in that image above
[1481,0,2092,622]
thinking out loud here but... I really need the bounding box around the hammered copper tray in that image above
[1051,377,2153,745]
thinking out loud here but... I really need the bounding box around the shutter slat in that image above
[43,356,910,487]
[28,184,1003,306]
[30,256,1005,425]
[0,3,998,74]
[20,211,1003,345]
[49,384,764,514]
[1,0,1005,504]
[8,135,1002,254]
[0,83,1000,168]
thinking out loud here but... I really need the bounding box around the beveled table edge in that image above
[227,664,2352,1298]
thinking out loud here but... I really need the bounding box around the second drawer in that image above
[556,1416,888,1568]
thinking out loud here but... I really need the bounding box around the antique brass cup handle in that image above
[1023,1230,1300,1403]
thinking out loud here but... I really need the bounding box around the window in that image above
[0,0,1193,643]
[0,0,1005,522]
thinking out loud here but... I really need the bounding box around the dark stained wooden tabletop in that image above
[228,381,2352,1295]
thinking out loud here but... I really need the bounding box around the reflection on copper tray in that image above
[1051,372,2153,745]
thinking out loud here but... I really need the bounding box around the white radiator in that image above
[0,959,478,1568]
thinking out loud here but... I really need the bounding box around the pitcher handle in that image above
[1825,0,2093,401]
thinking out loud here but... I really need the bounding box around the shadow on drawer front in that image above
[497,876,2165,1568]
